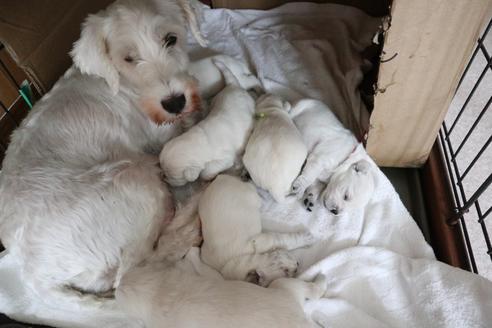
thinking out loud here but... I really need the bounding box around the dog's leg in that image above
[200,159,234,181]
[303,180,326,211]
[269,274,327,304]
[251,231,315,253]
[291,151,332,197]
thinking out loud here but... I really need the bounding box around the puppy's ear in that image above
[177,0,208,47]
[353,160,371,174]
[71,13,120,95]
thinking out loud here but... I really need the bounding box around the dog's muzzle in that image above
[161,94,186,114]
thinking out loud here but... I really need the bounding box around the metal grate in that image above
[440,18,492,278]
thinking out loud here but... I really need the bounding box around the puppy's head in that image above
[323,159,374,216]
[255,94,291,113]
[71,0,207,123]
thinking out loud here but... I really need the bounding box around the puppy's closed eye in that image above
[343,193,351,201]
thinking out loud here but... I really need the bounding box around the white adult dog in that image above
[0,0,206,307]
[116,247,327,328]
[160,60,259,186]
[243,94,307,203]
[289,99,358,211]
[199,175,315,286]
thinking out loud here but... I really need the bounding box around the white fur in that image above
[0,0,206,309]
[159,60,258,186]
[289,99,358,204]
[320,158,375,216]
[199,175,315,286]
[188,54,262,99]
[116,247,326,328]
[243,94,307,203]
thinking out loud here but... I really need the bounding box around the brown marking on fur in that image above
[140,99,169,124]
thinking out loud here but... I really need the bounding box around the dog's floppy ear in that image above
[177,0,208,47]
[71,13,120,95]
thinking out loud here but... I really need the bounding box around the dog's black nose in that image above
[330,207,339,215]
[161,94,186,114]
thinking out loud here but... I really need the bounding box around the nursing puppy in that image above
[289,99,358,206]
[160,60,258,186]
[0,0,206,309]
[116,248,327,328]
[199,175,315,286]
[243,94,307,203]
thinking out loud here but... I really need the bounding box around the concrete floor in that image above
[444,27,492,280]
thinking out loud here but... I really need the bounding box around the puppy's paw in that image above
[291,176,307,197]
[259,250,299,286]
[184,166,201,183]
[303,191,316,212]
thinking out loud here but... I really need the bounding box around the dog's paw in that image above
[291,176,307,197]
[303,191,316,212]
[259,250,299,286]
[184,166,201,183]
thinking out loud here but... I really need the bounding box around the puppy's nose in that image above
[161,94,186,114]
[330,207,339,215]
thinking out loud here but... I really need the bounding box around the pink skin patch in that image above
[139,80,202,125]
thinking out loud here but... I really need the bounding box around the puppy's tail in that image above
[213,59,241,87]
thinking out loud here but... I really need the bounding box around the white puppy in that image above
[320,158,375,216]
[199,175,315,286]
[160,60,258,186]
[189,54,262,99]
[243,94,307,203]
[0,0,206,309]
[116,247,327,328]
[289,99,358,207]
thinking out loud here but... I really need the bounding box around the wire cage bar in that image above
[439,18,492,274]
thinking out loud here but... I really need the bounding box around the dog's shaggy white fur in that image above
[243,94,307,203]
[289,99,358,206]
[0,0,206,307]
[160,60,258,186]
[199,175,314,286]
[116,247,327,328]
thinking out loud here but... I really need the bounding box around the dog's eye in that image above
[164,33,177,48]
[124,55,134,63]
[344,194,350,201]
